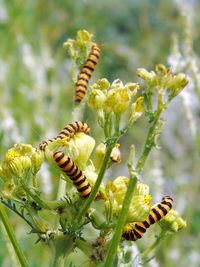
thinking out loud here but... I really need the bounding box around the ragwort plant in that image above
[0,30,187,267]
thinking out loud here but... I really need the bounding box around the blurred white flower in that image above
[0,0,9,23]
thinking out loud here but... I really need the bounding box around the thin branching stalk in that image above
[141,231,167,259]
[0,203,28,267]
[75,137,118,222]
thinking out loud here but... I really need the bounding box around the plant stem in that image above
[0,203,28,267]
[75,138,118,222]
[140,231,166,259]
[136,108,162,173]
[104,175,137,267]
[104,108,163,267]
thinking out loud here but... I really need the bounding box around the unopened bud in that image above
[96,78,110,90]
[106,88,131,114]
[31,150,44,174]
[159,209,187,232]
[87,89,107,110]
[67,133,95,170]
[155,64,168,76]
[95,143,106,171]
[110,143,122,163]
[124,82,140,96]
[137,68,156,83]
[130,96,144,122]
[76,30,92,43]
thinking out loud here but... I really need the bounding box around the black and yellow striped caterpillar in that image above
[53,151,91,198]
[76,43,100,102]
[122,195,173,241]
[39,121,90,151]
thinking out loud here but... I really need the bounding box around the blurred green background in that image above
[0,0,199,266]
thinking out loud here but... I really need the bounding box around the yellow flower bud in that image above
[155,64,168,75]
[96,78,110,90]
[130,96,144,122]
[2,144,39,179]
[174,73,189,88]
[87,89,107,110]
[106,88,131,114]
[95,143,106,171]
[76,30,93,43]
[159,209,187,232]
[31,150,44,174]
[137,68,156,84]
[124,82,140,96]
[168,73,189,100]
[67,133,95,170]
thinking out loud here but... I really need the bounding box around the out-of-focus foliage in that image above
[0,0,199,266]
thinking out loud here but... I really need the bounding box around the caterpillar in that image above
[122,195,173,241]
[75,43,100,102]
[39,121,90,151]
[53,151,91,198]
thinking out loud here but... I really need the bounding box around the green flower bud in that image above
[105,176,151,222]
[159,209,187,232]
[95,143,106,171]
[31,150,44,174]
[2,178,15,199]
[67,133,95,170]
[137,68,156,84]
[87,89,107,110]
[130,96,144,122]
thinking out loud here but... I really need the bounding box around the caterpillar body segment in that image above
[76,43,100,102]
[122,196,173,241]
[39,138,57,151]
[39,121,90,151]
[53,151,91,198]
[56,121,90,140]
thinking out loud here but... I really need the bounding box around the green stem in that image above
[104,175,137,267]
[75,138,118,222]
[0,203,28,267]
[104,108,163,267]
[136,108,162,173]
[141,231,166,259]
